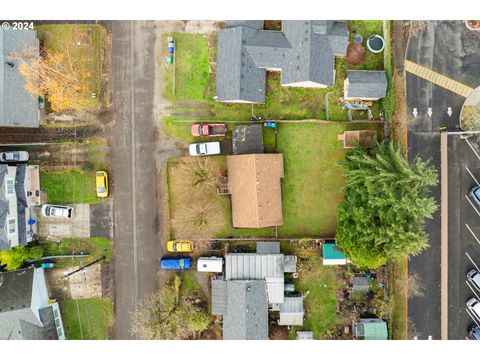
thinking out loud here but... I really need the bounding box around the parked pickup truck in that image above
[189,142,221,156]
[160,257,192,270]
[191,123,227,137]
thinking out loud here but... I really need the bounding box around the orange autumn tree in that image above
[11,45,91,112]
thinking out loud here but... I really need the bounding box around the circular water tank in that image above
[366,35,385,53]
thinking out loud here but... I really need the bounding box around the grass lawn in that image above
[40,169,100,204]
[60,297,113,340]
[347,20,384,71]
[277,122,382,237]
[164,33,210,100]
[181,271,201,292]
[36,24,107,110]
[41,237,111,267]
[282,242,338,339]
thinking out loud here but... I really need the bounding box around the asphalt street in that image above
[406,20,480,339]
[109,21,161,339]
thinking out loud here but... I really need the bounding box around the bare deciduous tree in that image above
[404,21,429,37]
[407,271,425,299]
[10,45,91,112]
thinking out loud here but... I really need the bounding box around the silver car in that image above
[0,151,29,163]
[467,269,480,293]
[41,204,74,219]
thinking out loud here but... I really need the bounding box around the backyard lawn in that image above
[60,297,114,340]
[36,24,107,110]
[40,169,100,204]
[277,122,381,237]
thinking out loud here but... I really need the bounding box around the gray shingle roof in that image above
[212,280,269,340]
[345,70,388,99]
[216,20,349,103]
[226,21,264,30]
[278,296,304,326]
[256,241,280,254]
[0,28,39,127]
[15,164,27,245]
[0,165,8,249]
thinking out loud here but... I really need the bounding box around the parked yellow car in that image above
[96,171,109,198]
[167,240,193,253]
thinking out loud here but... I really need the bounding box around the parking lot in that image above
[448,135,480,339]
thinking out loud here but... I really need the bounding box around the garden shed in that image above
[322,242,350,265]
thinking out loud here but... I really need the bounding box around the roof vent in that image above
[247,286,251,291]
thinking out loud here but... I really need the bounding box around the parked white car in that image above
[467,298,480,320]
[0,151,29,163]
[41,204,74,219]
[467,269,480,293]
[189,142,221,156]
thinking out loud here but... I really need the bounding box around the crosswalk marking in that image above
[405,60,474,98]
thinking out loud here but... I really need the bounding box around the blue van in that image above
[160,257,192,270]
[470,325,480,340]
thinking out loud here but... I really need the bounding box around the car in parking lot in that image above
[467,298,480,320]
[96,171,109,198]
[167,240,193,253]
[188,142,221,156]
[467,269,480,293]
[470,325,480,340]
[469,186,480,207]
[41,204,74,219]
[0,151,29,163]
[160,257,192,270]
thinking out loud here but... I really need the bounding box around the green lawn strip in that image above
[164,33,210,100]
[60,297,113,340]
[41,237,111,267]
[40,169,99,204]
[390,258,407,339]
[276,122,382,237]
[381,20,395,123]
[36,24,106,110]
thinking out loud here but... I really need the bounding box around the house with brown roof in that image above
[227,154,284,228]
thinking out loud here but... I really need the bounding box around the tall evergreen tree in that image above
[336,141,438,269]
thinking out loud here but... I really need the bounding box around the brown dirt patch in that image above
[346,43,365,65]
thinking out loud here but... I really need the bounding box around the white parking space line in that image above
[466,308,480,327]
[466,336,470,340]
[466,224,480,246]
[465,165,480,186]
[465,195,480,218]
[466,252,480,272]
[465,138,480,161]
[466,280,480,301]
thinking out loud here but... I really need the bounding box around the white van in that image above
[197,257,223,273]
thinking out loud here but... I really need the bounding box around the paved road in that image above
[110,21,160,339]
[406,20,480,339]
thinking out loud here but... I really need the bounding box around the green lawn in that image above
[40,169,100,204]
[347,20,384,71]
[277,122,381,237]
[390,258,407,339]
[181,271,201,292]
[60,297,113,340]
[164,33,210,100]
[41,237,111,267]
[36,24,107,110]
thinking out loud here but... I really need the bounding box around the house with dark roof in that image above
[0,267,65,340]
[0,164,40,250]
[344,70,388,100]
[1,28,40,127]
[227,153,283,228]
[211,242,302,340]
[216,20,349,104]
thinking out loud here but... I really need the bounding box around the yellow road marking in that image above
[405,60,474,98]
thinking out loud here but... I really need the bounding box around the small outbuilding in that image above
[352,318,388,340]
[232,125,264,155]
[278,296,304,326]
[297,330,314,340]
[344,70,387,100]
[337,130,377,149]
[352,276,370,292]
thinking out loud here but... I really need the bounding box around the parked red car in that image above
[191,123,227,137]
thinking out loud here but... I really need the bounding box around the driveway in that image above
[406,20,480,339]
[38,204,91,239]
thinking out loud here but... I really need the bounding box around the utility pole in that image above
[63,256,106,279]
